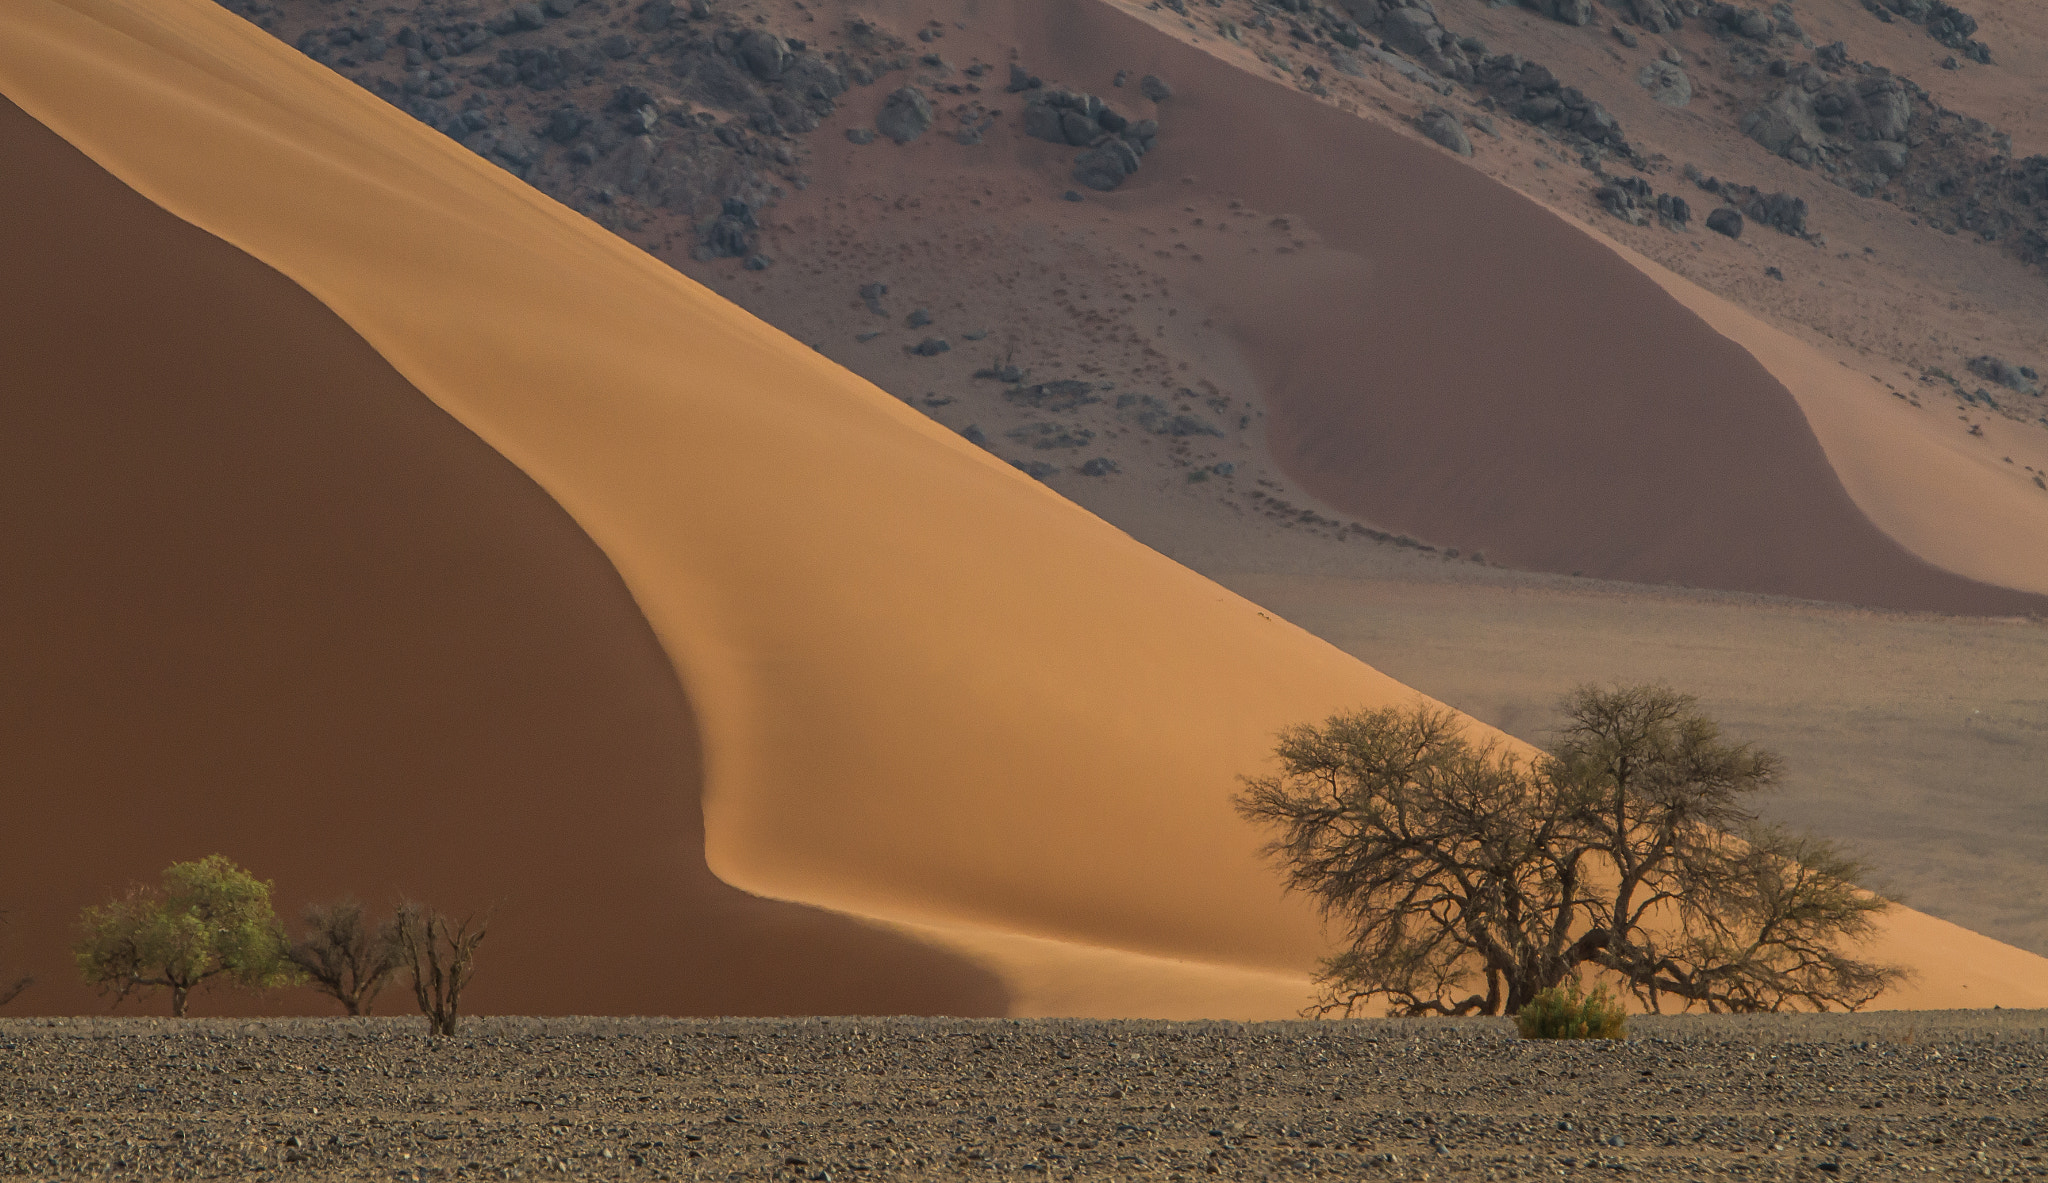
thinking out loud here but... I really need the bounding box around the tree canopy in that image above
[74,855,298,1016]
[1237,685,1903,1016]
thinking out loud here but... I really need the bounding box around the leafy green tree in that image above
[1237,686,1903,1017]
[290,898,402,1016]
[75,855,297,1016]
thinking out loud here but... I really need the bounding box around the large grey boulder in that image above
[1414,107,1472,156]
[875,87,934,143]
[1074,140,1142,190]
[1637,60,1692,107]
[738,32,790,81]
[1741,90,1826,163]
[1526,0,1595,26]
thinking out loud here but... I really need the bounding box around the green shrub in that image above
[1516,983,1627,1040]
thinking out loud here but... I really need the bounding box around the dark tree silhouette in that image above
[290,898,402,1016]
[388,902,490,1036]
[1238,686,1903,1017]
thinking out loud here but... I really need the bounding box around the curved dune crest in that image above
[2,0,2044,1016]
[0,95,1007,1020]
[997,0,2048,613]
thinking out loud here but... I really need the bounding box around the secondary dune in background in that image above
[2,0,2043,1016]
[1010,0,2048,614]
[1617,244,2048,598]
[0,96,1006,1020]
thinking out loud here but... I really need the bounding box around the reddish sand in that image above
[985,0,2048,614]
[1,0,2043,1017]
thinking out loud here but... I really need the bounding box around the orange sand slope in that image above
[0,94,1006,1021]
[1,0,2042,1015]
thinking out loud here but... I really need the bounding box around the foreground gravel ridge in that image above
[4,1013,2045,1180]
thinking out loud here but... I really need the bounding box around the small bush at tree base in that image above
[1517,983,1628,1040]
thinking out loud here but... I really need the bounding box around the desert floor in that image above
[5,1014,2045,1181]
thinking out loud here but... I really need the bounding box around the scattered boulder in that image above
[1706,207,1745,237]
[1414,107,1472,156]
[1007,64,1042,93]
[961,424,988,447]
[544,103,589,142]
[875,87,934,143]
[1477,55,1631,153]
[1742,64,1917,168]
[1595,175,1653,223]
[1867,0,1991,63]
[1968,355,2040,396]
[1022,86,1158,191]
[1637,60,1692,108]
[1139,73,1173,101]
[637,0,674,32]
[1746,191,1808,236]
[1614,0,1684,32]
[1074,140,1142,191]
[701,197,758,259]
[1080,458,1120,476]
[1524,0,1595,27]
[859,282,888,316]
[906,308,932,328]
[909,337,951,356]
[737,32,790,80]
[845,127,876,144]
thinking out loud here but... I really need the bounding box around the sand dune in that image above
[985,0,2047,613]
[1,0,2043,1018]
[0,95,1005,1020]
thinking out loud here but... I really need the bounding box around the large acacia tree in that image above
[1236,686,1902,1016]
[74,855,298,1016]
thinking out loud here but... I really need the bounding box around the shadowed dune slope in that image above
[3,0,2045,1017]
[0,97,1006,1019]
[998,0,2048,614]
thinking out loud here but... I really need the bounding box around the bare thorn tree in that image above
[387,902,490,1037]
[289,898,401,1016]
[1237,687,1904,1017]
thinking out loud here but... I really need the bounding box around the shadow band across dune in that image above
[1016,0,2047,616]
[0,97,1006,1019]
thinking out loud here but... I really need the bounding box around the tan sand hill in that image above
[0,95,1005,1020]
[2,0,2043,1015]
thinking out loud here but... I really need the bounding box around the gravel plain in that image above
[4,1012,2045,1181]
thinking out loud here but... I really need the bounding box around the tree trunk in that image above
[171,985,189,1018]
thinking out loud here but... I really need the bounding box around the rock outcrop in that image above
[1019,85,1160,192]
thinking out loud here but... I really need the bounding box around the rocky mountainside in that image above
[210,0,2048,571]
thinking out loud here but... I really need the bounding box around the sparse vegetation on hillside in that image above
[1238,686,1903,1017]
[73,855,298,1017]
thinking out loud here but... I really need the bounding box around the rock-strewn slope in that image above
[4,1015,2046,1180]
